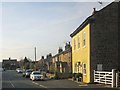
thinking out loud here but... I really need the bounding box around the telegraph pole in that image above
[35,47,36,62]
[34,47,36,70]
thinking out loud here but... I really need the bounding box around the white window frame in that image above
[83,63,86,75]
[78,36,80,49]
[74,39,76,50]
[74,63,77,73]
[83,32,86,48]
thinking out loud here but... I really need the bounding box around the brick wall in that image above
[90,2,119,82]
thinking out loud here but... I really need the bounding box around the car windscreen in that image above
[33,72,41,75]
[26,70,32,72]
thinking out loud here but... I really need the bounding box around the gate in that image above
[116,71,120,87]
[94,70,113,87]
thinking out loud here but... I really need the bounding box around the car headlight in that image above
[26,73,29,75]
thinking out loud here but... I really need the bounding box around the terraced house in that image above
[51,42,72,78]
[70,2,120,83]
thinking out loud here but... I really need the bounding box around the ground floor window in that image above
[83,63,86,75]
[74,63,77,73]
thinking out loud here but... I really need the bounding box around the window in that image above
[83,32,86,47]
[97,64,103,71]
[74,39,76,50]
[74,63,77,73]
[59,56,61,61]
[78,36,80,48]
[83,63,86,75]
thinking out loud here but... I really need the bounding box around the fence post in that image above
[94,70,95,82]
[112,69,116,88]
[116,72,118,88]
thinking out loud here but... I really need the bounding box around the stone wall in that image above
[90,2,119,82]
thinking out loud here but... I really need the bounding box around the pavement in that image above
[2,70,120,90]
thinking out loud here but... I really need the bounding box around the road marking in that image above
[32,81,47,88]
[32,82,39,85]
[9,81,15,88]
[79,84,88,86]
[39,84,47,88]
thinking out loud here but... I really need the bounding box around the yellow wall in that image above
[71,24,90,83]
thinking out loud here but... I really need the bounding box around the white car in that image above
[30,71,44,81]
[16,68,23,73]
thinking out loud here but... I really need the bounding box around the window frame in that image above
[74,39,76,50]
[78,36,80,49]
[83,63,86,75]
[83,32,86,48]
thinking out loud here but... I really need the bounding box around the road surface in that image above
[2,70,117,90]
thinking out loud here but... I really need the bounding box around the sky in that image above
[0,1,112,62]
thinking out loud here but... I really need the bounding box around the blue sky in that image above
[0,1,111,61]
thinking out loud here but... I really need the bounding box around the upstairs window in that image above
[74,39,76,50]
[78,36,80,49]
[83,32,86,47]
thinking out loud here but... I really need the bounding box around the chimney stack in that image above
[65,41,71,50]
[92,8,97,14]
[58,47,63,53]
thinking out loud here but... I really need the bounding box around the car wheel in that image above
[32,78,34,81]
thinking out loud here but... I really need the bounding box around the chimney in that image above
[92,8,97,14]
[65,42,71,50]
[9,57,11,60]
[58,47,63,53]
[49,53,52,57]
[41,56,44,59]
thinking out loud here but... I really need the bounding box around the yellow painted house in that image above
[70,2,120,83]
[70,21,90,83]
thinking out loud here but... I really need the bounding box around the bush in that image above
[54,71,59,79]
[72,73,76,77]
[76,73,82,78]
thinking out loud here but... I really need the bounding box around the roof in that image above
[70,1,117,37]
[3,59,17,62]
[70,16,92,37]
[52,47,72,58]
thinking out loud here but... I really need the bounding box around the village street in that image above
[2,70,118,90]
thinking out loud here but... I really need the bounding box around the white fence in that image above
[116,71,120,87]
[94,69,120,88]
[94,70,113,87]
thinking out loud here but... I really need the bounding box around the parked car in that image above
[16,68,23,73]
[25,70,33,78]
[30,71,44,81]
[3,68,6,71]
[16,68,19,72]
[0,68,6,72]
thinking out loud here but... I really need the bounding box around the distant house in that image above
[70,2,120,83]
[51,42,72,78]
[45,53,53,72]
[2,57,18,70]
[35,56,46,71]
